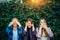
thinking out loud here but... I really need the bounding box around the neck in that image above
[28,27,32,29]
[13,26,17,31]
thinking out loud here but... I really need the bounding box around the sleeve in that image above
[47,27,54,37]
[18,26,23,34]
[6,25,11,35]
[36,28,41,38]
[23,28,27,36]
[32,29,36,36]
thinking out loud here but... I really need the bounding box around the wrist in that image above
[24,28,27,31]
[19,24,21,26]
[9,23,12,26]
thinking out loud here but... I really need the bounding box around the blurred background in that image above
[0,0,60,40]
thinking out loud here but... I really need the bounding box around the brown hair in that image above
[39,18,49,37]
[26,18,34,24]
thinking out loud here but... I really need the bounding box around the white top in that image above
[41,29,48,40]
[13,29,18,40]
[36,27,53,40]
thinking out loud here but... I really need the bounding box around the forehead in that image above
[40,20,45,22]
[27,21,31,23]
[12,18,18,21]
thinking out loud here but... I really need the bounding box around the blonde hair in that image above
[12,18,19,22]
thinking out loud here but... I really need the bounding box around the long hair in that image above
[38,18,49,37]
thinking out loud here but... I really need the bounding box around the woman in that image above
[23,18,36,40]
[36,18,53,40]
[6,18,23,40]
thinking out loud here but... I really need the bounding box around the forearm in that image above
[23,29,27,36]
[17,22,21,26]
[32,29,36,35]
[36,28,41,38]
[6,26,10,35]
[19,27,23,34]
[46,28,54,37]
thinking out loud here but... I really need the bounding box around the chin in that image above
[28,27,32,28]
[13,25,17,27]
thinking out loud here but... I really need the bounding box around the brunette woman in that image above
[36,18,53,40]
[23,18,36,40]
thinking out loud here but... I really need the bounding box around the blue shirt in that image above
[13,29,18,40]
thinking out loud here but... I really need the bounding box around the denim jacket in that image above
[6,25,23,40]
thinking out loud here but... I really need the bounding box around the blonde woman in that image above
[6,18,23,40]
[36,18,53,40]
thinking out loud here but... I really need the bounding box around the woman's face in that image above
[40,19,46,26]
[12,18,18,27]
[27,21,32,28]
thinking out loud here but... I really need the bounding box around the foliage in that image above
[0,0,60,40]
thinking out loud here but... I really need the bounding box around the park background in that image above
[0,0,60,40]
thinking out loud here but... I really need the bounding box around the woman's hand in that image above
[24,23,28,31]
[9,22,13,26]
[17,22,21,26]
[41,24,48,29]
[41,24,49,34]
[32,24,35,31]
